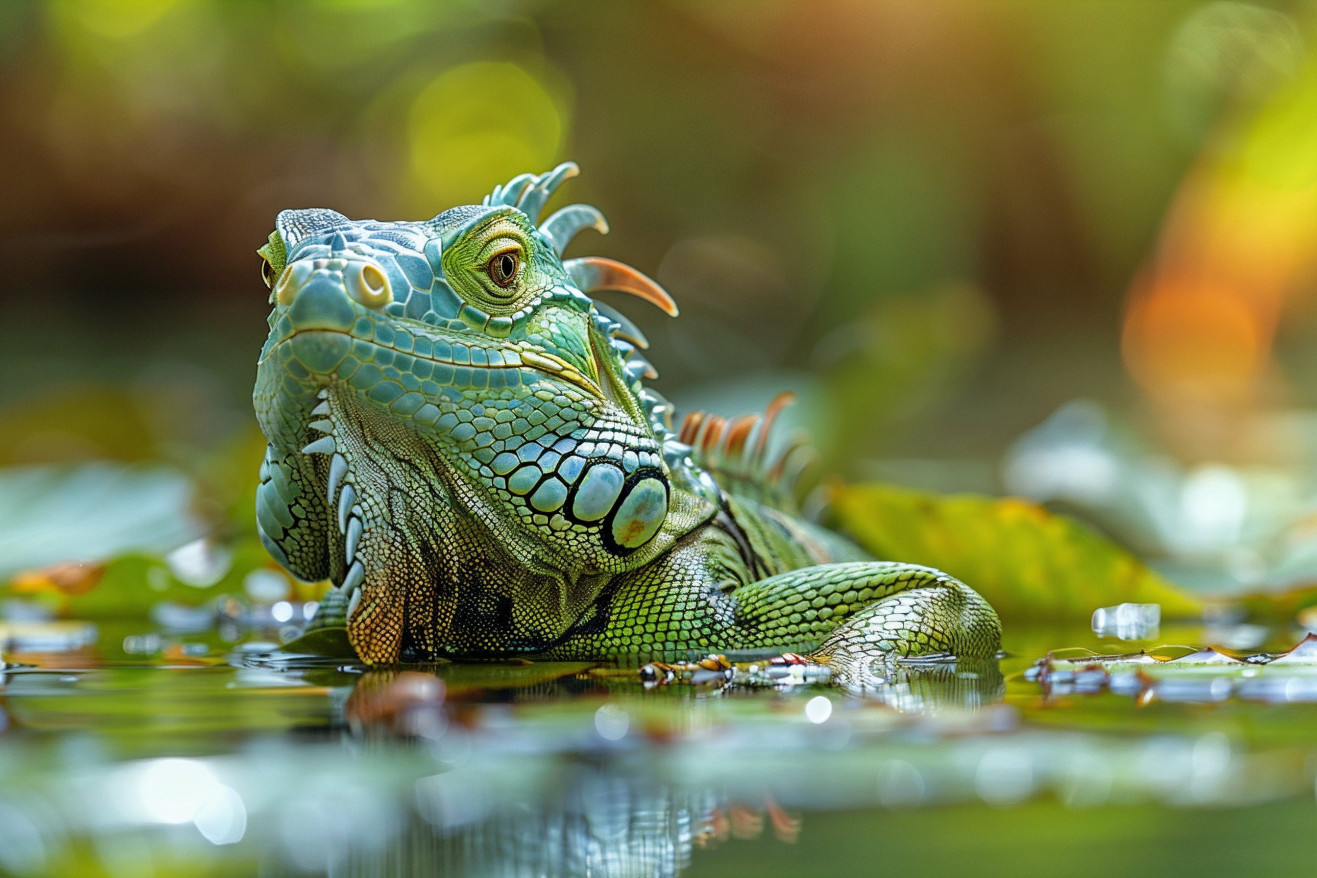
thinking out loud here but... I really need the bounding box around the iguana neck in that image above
[310,385,718,654]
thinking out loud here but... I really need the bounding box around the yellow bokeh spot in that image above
[52,0,188,40]
[407,62,566,207]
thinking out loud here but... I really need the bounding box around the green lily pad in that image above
[833,483,1201,621]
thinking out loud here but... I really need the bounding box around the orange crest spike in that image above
[754,391,797,463]
[680,411,705,445]
[699,416,728,455]
[564,256,679,317]
[724,415,759,460]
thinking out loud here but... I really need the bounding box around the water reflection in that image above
[1,712,1305,877]
[827,656,1005,711]
[4,621,1316,875]
[391,772,723,878]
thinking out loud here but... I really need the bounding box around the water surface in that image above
[1,617,1313,876]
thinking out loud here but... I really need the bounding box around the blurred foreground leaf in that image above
[0,463,203,579]
[833,483,1201,621]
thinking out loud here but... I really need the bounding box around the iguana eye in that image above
[261,257,278,290]
[487,250,520,290]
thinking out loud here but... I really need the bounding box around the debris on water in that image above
[638,663,671,685]
[740,658,833,688]
[640,654,734,688]
[1091,602,1160,640]
[635,653,839,689]
[1027,633,1317,703]
[1263,632,1317,664]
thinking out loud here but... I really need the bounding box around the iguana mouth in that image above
[270,328,609,402]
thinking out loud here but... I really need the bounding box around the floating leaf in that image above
[833,483,1201,621]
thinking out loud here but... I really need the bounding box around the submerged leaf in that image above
[833,483,1201,622]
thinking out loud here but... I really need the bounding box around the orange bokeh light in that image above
[1123,276,1270,406]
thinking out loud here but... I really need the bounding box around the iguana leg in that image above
[731,562,1001,660]
[255,444,332,583]
[554,527,1000,662]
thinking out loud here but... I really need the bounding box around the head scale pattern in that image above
[479,163,691,477]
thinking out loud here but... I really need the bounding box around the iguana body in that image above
[253,164,1000,665]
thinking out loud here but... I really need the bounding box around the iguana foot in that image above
[729,561,1000,661]
[810,569,1001,662]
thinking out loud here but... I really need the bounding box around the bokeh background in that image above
[7,8,1317,872]
[5,0,1317,583]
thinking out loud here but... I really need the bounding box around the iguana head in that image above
[254,164,700,591]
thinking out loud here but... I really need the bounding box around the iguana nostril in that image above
[351,263,392,308]
[275,261,311,305]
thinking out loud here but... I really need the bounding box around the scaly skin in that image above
[253,164,1001,665]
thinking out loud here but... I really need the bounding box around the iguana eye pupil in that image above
[489,251,519,289]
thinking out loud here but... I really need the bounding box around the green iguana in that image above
[253,163,1000,666]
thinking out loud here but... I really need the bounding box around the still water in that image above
[2,616,1316,877]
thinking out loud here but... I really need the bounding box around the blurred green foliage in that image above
[9,0,1307,472]
[4,0,1316,604]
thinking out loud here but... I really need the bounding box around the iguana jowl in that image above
[253,163,1001,665]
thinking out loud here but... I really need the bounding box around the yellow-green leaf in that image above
[833,483,1201,621]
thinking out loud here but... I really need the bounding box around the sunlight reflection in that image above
[875,760,926,808]
[595,704,630,741]
[192,785,246,845]
[134,758,219,824]
[804,696,833,724]
[1180,465,1248,547]
[0,802,46,875]
[1091,602,1161,641]
[974,748,1034,806]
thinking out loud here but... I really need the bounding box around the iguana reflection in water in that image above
[317,661,1005,877]
[253,162,1001,672]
